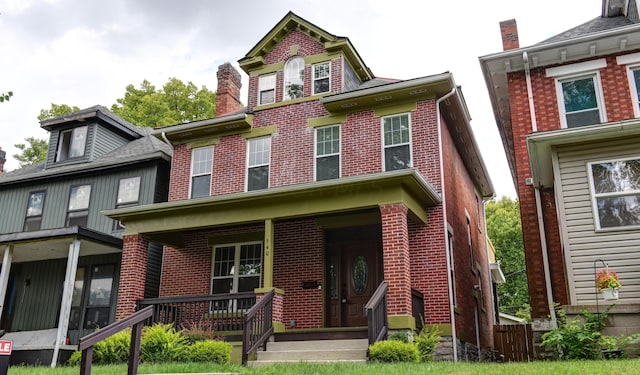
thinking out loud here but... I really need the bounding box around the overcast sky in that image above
[0,0,604,198]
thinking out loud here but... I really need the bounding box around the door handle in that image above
[341,299,347,304]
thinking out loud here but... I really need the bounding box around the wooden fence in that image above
[493,324,534,362]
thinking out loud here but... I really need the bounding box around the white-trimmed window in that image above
[24,190,46,231]
[247,137,270,191]
[588,157,640,230]
[56,126,88,161]
[190,147,213,198]
[284,56,304,100]
[258,74,276,105]
[210,242,262,310]
[315,125,340,181]
[617,53,640,117]
[67,185,91,226]
[382,113,412,171]
[113,176,141,231]
[313,62,330,95]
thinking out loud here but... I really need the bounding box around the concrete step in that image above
[257,348,367,361]
[249,359,367,367]
[249,338,368,366]
[266,338,368,351]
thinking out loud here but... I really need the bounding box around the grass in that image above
[7,359,640,375]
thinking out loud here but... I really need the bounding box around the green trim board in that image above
[388,314,416,330]
[423,324,453,336]
[241,125,277,139]
[374,102,417,118]
[208,232,264,246]
[307,114,347,128]
[254,287,284,295]
[187,138,220,149]
[253,93,333,111]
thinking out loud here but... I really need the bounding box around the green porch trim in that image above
[253,92,333,111]
[315,212,380,229]
[307,114,347,128]
[374,102,417,118]
[241,125,278,139]
[272,321,286,333]
[423,323,453,336]
[186,138,220,149]
[263,219,274,289]
[208,232,264,246]
[254,287,284,295]
[388,314,416,331]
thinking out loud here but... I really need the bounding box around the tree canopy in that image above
[0,91,13,103]
[13,137,48,167]
[485,196,529,319]
[38,103,80,121]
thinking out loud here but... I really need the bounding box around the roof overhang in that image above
[104,169,441,247]
[153,112,253,143]
[40,106,142,139]
[490,262,506,284]
[527,118,640,187]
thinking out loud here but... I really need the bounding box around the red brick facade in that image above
[117,234,149,318]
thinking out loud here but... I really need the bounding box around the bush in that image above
[414,325,441,362]
[181,318,221,344]
[141,323,189,363]
[368,340,419,363]
[389,331,409,343]
[67,329,131,366]
[185,340,231,363]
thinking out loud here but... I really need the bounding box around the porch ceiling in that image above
[104,169,441,248]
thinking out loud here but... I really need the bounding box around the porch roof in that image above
[103,169,441,247]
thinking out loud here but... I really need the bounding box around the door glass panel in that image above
[352,256,368,295]
[330,255,338,299]
[88,265,114,306]
[72,267,85,306]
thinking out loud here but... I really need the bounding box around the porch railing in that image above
[78,305,153,375]
[137,292,256,332]
[242,289,275,365]
[364,281,388,346]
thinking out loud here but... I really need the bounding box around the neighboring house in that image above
[107,12,496,361]
[0,148,5,174]
[0,106,171,365]
[480,0,640,354]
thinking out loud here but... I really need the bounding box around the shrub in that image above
[141,323,189,363]
[368,340,419,363]
[181,318,221,344]
[389,331,409,343]
[67,329,131,366]
[185,340,232,363]
[414,325,441,362]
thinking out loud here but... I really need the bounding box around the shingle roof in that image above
[539,16,634,44]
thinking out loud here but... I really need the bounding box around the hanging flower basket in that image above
[601,288,619,301]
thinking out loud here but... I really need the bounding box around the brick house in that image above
[108,12,496,361]
[480,0,640,353]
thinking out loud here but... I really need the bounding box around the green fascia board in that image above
[253,93,333,111]
[307,114,347,128]
[155,113,253,143]
[104,169,441,240]
[241,125,278,139]
[324,40,373,81]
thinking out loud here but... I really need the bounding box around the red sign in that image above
[0,341,11,355]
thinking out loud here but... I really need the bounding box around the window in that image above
[382,113,411,171]
[69,264,116,330]
[315,125,340,181]
[190,147,213,198]
[211,242,262,309]
[313,62,330,95]
[247,137,270,191]
[56,126,88,161]
[67,185,91,227]
[284,56,304,100]
[589,157,640,229]
[627,67,640,117]
[24,191,46,231]
[258,74,276,105]
[557,74,604,128]
[113,177,141,231]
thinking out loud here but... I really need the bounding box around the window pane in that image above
[117,177,141,204]
[591,160,640,194]
[317,155,339,181]
[57,130,71,161]
[316,126,339,156]
[214,246,235,277]
[384,115,410,146]
[562,78,597,112]
[248,166,269,191]
[191,175,211,198]
[212,278,233,294]
[69,185,91,210]
[84,307,110,329]
[259,75,276,105]
[597,195,640,228]
[239,244,262,276]
[238,276,260,293]
[634,69,640,106]
[27,191,45,217]
[72,267,85,307]
[260,90,275,105]
[248,138,270,166]
[24,217,42,232]
[67,211,88,227]
[284,57,304,100]
[88,265,114,306]
[191,147,213,175]
[69,126,88,158]
[566,109,601,128]
[385,145,410,171]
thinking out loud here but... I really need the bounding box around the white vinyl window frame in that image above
[258,73,276,105]
[381,113,413,171]
[56,126,88,161]
[189,146,213,199]
[283,56,305,101]
[210,241,263,311]
[617,53,640,118]
[246,137,271,191]
[314,125,341,181]
[312,61,331,95]
[587,156,640,231]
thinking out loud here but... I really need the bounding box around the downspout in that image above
[161,131,173,148]
[523,51,556,322]
[437,86,458,361]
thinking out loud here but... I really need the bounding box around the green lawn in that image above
[8,360,640,375]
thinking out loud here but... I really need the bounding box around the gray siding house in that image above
[0,106,171,365]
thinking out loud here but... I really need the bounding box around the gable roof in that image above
[238,11,373,82]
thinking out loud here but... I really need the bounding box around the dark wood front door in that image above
[326,226,382,327]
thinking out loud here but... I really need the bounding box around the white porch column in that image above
[51,239,80,368]
[0,245,13,322]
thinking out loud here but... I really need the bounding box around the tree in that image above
[485,196,529,318]
[13,137,48,167]
[111,78,216,127]
[0,91,13,102]
[37,103,80,121]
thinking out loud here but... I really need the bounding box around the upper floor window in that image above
[247,137,270,191]
[382,113,412,171]
[588,157,640,230]
[24,191,46,231]
[190,147,213,198]
[284,56,304,101]
[258,74,276,105]
[313,62,330,95]
[629,67,640,116]
[315,125,340,181]
[113,177,141,231]
[57,126,88,161]
[67,184,91,227]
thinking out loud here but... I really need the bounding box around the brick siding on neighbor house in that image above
[117,234,149,318]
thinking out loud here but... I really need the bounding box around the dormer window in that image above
[258,74,276,105]
[313,62,330,95]
[57,126,88,161]
[284,57,304,101]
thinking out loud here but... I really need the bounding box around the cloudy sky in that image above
[0,0,603,198]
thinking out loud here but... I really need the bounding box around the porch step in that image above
[249,338,368,367]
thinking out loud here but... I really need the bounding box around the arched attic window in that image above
[284,56,304,101]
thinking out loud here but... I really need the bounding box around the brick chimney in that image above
[0,147,5,175]
[500,19,520,51]
[216,62,243,117]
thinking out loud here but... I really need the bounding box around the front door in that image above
[326,226,382,327]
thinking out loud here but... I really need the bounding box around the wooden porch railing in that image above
[137,292,256,332]
[364,281,388,346]
[242,289,275,365]
[78,305,153,375]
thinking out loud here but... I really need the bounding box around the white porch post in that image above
[0,245,13,322]
[51,239,80,368]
